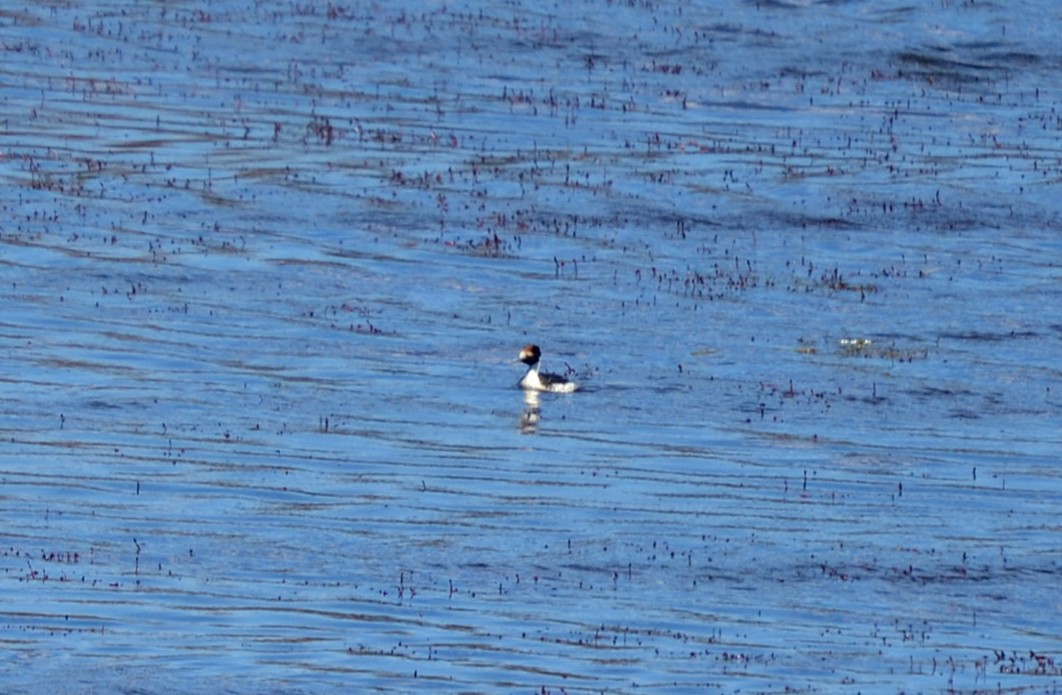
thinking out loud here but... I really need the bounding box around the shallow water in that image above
[2,1,1061,693]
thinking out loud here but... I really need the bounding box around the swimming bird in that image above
[516,344,578,393]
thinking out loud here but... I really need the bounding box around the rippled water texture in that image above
[2,1,1061,693]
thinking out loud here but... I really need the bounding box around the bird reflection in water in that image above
[519,389,541,434]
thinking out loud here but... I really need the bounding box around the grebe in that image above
[516,344,578,393]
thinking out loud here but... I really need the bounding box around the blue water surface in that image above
[2,1,1060,693]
